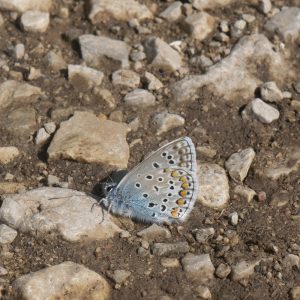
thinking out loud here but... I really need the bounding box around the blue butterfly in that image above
[101,137,199,224]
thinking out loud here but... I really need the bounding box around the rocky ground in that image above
[0,0,299,299]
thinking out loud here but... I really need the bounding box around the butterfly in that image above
[101,137,199,224]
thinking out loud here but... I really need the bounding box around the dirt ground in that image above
[0,0,299,299]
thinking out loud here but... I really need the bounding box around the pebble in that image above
[182,12,215,41]
[260,81,283,102]
[229,212,239,226]
[0,266,8,276]
[196,146,216,159]
[152,112,185,135]
[44,122,56,135]
[259,0,272,14]
[242,14,256,23]
[44,51,67,71]
[47,174,60,187]
[35,128,50,144]
[47,111,129,169]
[0,182,25,194]
[13,43,25,60]
[137,224,171,241]
[181,253,215,283]
[93,87,116,109]
[112,69,140,89]
[79,34,130,68]
[290,286,300,300]
[265,7,300,42]
[233,185,256,202]
[197,163,230,209]
[231,260,260,281]
[88,0,153,23]
[124,89,155,107]
[68,64,104,90]
[151,242,190,256]
[225,148,255,182]
[144,72,163,91]
[269,190,289,207]
[282,254,300,270]
[0,146,20,164]
[220,20,229,32]
[144,37,182,72]
[137,247,149,257]
[0,0,52,13]
[0,224,18,244]
[195,285,212,299]
[160,258,180,268]
[109,269,131,285]
[215,263,231,279]
[159,1,182,22]
[242,98,280,124]
[194,227,215,244]
[294,81,300,93]
[12,262,110,299]
[119,230,131,238]
[192,0,234,10]
[0,187,121,242]
[27,67,42,80]
[20,10,50,32]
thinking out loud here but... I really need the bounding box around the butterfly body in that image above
[102,137,199,224]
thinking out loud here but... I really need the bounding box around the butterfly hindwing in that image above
[112,137,198,223]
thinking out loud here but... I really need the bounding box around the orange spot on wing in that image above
[177,198,185,206]
[171,170,179,177]
[179,190,187,197]
[181,182,189,189]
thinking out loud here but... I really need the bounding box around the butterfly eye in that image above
[106,186,113,192]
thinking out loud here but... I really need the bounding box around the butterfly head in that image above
[102,182,117,196]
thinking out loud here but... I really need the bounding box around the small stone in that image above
[282,91,292,99]
[109,110,123,123]
[112,69,140,89]
[182,12,215,41]
[259,0,272,14]
[79,34,130,68]
[265,7,300,42]
[225,148,256,182]
[137,247,149,257]
[196,146,217,159]
[0,0,52,13]
[290,286,300,300]
[109,269,131,285]
[27,67,42,80]
[152,112,185,135]
[5,173,14,181]
[231,260,260,281]
[47,174,60,187]
[0,224,18,244]
[260,81,283,102]
[215,263,231,279]
[137,224,171,241]
[242,14,256,23]
[35,128,50,144]
[0,182,26,194]
[119,230,131,238]
[144,37,182,72]
[160,258,180,268]
[44,51,67,71]
[294,82,300,94]
[231,19,246,37]
[233,185,256,202]
[93,87,116,109]
[234,19,246,30]
[195,286,211,299]
[88,0,153,23]
[0,12,3,27]
[68,64,104,90]
[269,190,289,207]
[14,44,25,60]
[257,191,267,202]
[197,163,229,209]
[0,266,8,276]
[229,212,238,226]
[194,227,215,244]
[12,262,110,299]
[144,72,163,91]
[159,1,182,22]
[0,147,20,164]
[220,20,229,32]
[152,242,190,256]
[124,89,155,107]
[44,122,56,134]
[282,254,300,270]
[182,253,215,283]
[291,100,300,112]
[48,111,129,169]
[21,10,50,32]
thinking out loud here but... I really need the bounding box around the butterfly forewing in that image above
[115,137,198,223]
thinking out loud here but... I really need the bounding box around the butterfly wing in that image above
[112,137,199,223]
